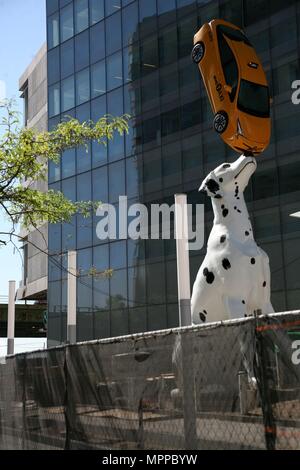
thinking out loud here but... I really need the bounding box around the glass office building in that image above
[46,0,300,346]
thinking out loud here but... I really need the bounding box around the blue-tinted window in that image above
[60,3,74,42]
[126,156,141,198]
[48,47,60,85]
[107,86,123,116]
[76,101,90,122]
[91,61,106,98]
[122,2,139,46]
[90,0,104,24]
[105,0,121,16]
[139,0,157,38]
[123,45,140,83]
[61,76,75,111]
[109,160,125,202]
[140,36,159,76]
[47,0,59,16]
[110,241,127,269]
[77,173,92,248]
[77,142,91,173]
[110,269,128,310]
[48,13,59,49]
[61,148,76,178]
[157,0,175,15]
[76,67,90,105]
[77,247,93,273]
[49,83,60,117]
[124,83,141,117]
[90,21,105,63]
[91,94,106,121]
[159,24,177,66]
[107,51,123,91]
[61,38,74,78]
[92,140,108,167]
[93,244,109,271]
[75,29,89,71]
[93,166,108,202]
[75,0,89,33]
[107,88,124,161]
[49,159,61,182]
[105,11,122,55]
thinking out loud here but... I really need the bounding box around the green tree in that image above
[0,100,129,241]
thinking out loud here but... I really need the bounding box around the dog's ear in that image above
[199,174,224,199]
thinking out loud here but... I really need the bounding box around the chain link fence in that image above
[0,311,300,450]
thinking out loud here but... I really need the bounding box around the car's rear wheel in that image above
[191,42,205,64]
[213,111,228,134]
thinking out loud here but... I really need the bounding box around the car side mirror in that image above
[224,84,233,94]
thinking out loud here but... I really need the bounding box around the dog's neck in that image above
[211,191,254,240]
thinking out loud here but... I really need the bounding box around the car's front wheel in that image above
[191,42,205,64]
[213,111,228,134]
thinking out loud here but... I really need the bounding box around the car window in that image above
[238,79,270,117]
[217,31,239,102]
[217,25,253,47]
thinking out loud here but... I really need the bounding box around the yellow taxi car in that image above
[192,19,271,155]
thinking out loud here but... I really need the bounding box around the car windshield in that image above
[217,25,253,47]
[238,80,270,117]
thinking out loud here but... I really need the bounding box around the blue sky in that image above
[0,0,46,296]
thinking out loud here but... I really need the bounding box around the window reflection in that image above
[48,13,59,49]
[61,148,76,179]
[90,0,104,24]
[122,2,139,46]
[90,21,105,63]
[75,0,89,34]
[49,83,60,117]
[91,61,106,98]
[61,39,74,79]
[61,76,75,111]
[60,3,74,42]
[105,11,122,55]
[75,30,89,71]
[76,68,90,105]
[107,51,123,91]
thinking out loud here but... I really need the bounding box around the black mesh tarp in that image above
[0,312,300,450]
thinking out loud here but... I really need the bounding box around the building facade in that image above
[18,44,48,302]
[46,0,300,347]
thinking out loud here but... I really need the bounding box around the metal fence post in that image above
[174,194,197,449]
[67,251,77,344]
[7,280,16,356]
[254,310,277,450]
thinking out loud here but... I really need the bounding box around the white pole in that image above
[174,194,192,326]
[7,280,16,355]
[67,250,77,344]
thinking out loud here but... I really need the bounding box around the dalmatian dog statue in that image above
[191,154,274,323]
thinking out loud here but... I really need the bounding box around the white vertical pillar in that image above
[7,280,16,355]
[67,250,77,344]
[174,194,192,326]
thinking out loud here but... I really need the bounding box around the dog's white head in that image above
[199,155,257,199]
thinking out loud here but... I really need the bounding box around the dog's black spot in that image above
[214,194,222,199]
[237,197,240,200]
[203,268,215,284]
[242,300,245,304]
[220,235,226,243]
[222,258,231,270]
[244,314,248,318]
[237,209,242,213]
[199,312,206,322]
[263,281,266,287]
[222,164,231,169]
[245,231,249,236]
[219,178,223,183]
[251,258,255,264]
[221,204,225,209]
[234,206,237,210]
[235,182,238,185]
[222,208,229,217]
[203,310,207,314]
[206,178,220,194]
